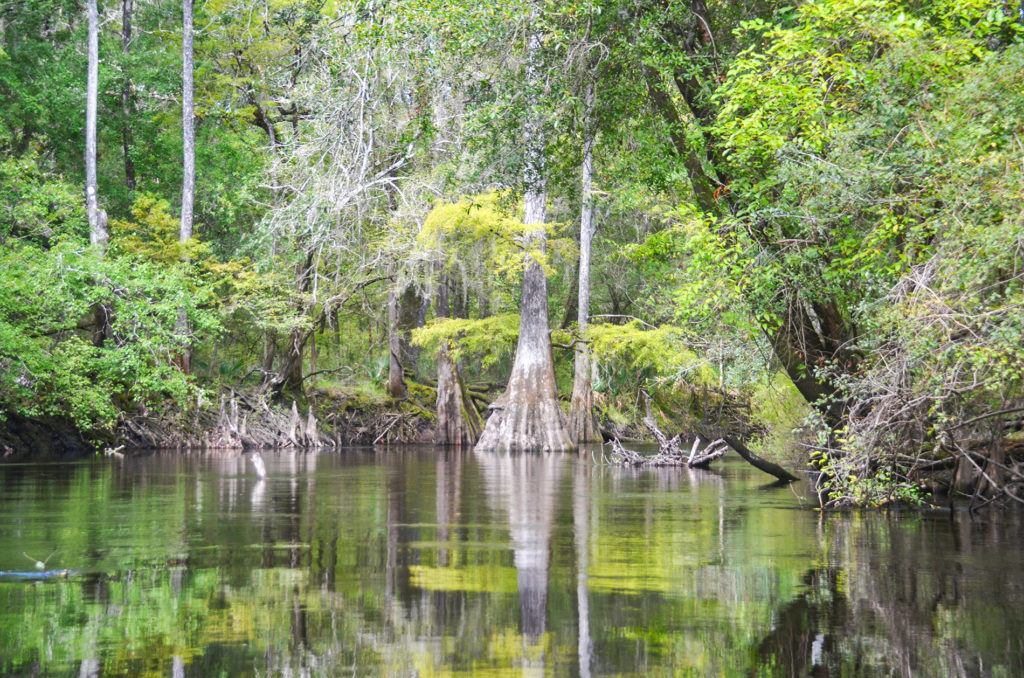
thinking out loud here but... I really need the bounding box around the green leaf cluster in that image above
[411,314,520,370]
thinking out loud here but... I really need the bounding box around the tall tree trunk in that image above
[385,287,408,398]
[86,0,110,347]
[397,284,426,381]
[177,0,195,373]
[120,0,135,192]
[436,345,483,447]
[435,276,483,447]
[180,0,194,242]
[476,22,574,453]
[85,0,106,248]
[568,80,602,444]
[560,260,579,330]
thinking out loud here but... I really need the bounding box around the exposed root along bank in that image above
[116,388,436,451]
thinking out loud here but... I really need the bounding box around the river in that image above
[1,447,1022,676]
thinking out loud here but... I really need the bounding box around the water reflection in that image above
[0,449,1023,677]
[478,451,566,674]
[574,457,593,678]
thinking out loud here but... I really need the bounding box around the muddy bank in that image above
[0,413,96,460]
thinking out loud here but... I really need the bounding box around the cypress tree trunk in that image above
[397,284,426,380]
[435,345,483,447]
[476,22,574,453]
[435,277,483,447]
[568,80,602,444]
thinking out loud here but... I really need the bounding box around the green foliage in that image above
[111,194,206,263]
[419,191,575,282]
[0,149,86,245]
[0,242,216,433]
[812,447,926,508]
[112,194,304,340]
[716,0,1021,179]
[411,314,520,370]
[748,372,815,461]
[696,0,1022,329]
[586,320,714,387]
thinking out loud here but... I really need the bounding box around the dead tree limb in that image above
[689,439,728,468]
[642,415,683,456]
[723,436,799,482]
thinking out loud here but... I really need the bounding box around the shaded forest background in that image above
[0,0,1022,506]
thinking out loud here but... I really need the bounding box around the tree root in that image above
[115,388,436,450]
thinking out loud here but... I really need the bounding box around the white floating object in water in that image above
[251,452,267,480]
[23,549,56,571]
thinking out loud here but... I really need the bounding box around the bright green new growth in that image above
[419,191,574,282]
[585,321,715,388]
[411,314,520,370]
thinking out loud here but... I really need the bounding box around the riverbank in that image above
[0,382,690,458]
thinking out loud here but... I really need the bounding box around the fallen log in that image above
[610,435,731,468]
[723,436,799,482]
[634,406,798,481]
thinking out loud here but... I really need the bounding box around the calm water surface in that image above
[1,447,1022,676]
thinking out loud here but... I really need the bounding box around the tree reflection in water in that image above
[2,451,1024,676]
[477,451,566,674]
[758,510,1024,677]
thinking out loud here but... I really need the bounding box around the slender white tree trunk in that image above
[177,0,195,373]
[85,0,106,248]
[475,23,574,453]
[180,0,194,242]
[86,0,111,345]
[568,80,601,444]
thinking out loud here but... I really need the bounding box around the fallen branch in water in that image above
[638,399,798,483]
[609,438,650,465]
[609,436,729,468]
[623,402,798,482]
[723,436,799,482]
[690,439,728,468]
[642,415,683,456]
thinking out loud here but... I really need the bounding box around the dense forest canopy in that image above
[0,0,1021,505]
